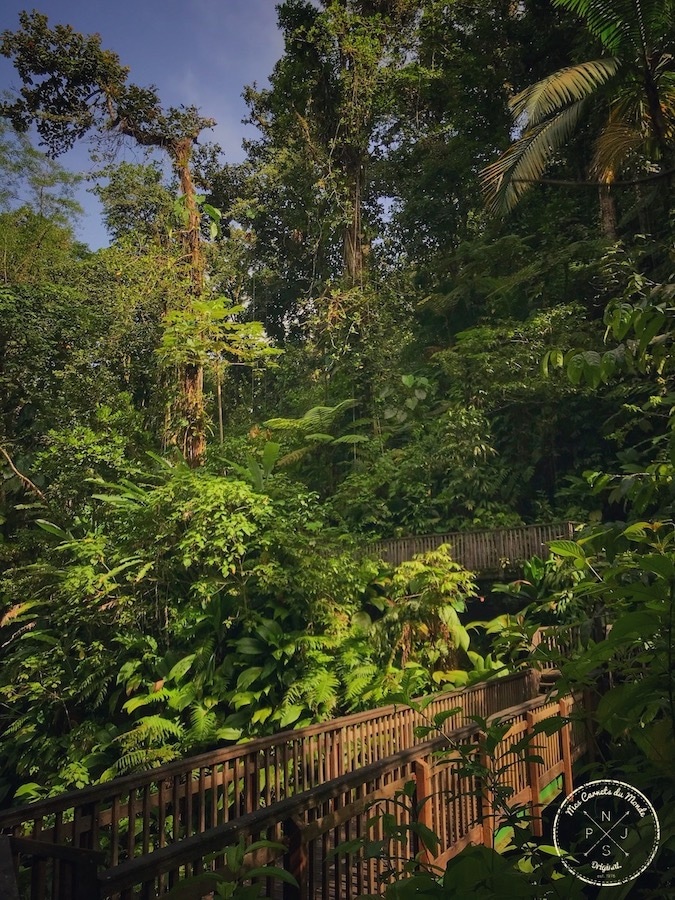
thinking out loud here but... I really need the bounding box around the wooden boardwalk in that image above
[1,629,589,899]
[368,521,576,574]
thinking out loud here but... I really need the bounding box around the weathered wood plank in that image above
[367,521,576,575]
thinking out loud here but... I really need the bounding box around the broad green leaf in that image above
[548,539,586,561]
[236,667,263,691]
[216,727,242,741]
[278,705,304,727]
[35,519,70,539]
[167,654,196,683]
[246,867,298,885]
[236,637,265,655]
[640,555,675,579]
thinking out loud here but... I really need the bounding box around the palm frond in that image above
[591,119,644,179]
[555,0,675,55]
[553,0,632,53]
[481,101,586,214]
[511,59,620,125]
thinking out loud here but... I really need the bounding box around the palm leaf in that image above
[481,102,586,214]
[511,59,620,125]
[555,0,675,56]
[554,0,630,52]
[591,118,644,179]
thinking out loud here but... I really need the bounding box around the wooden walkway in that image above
[1,629,589,899]
[368,521,576,574]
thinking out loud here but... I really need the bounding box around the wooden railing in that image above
[0,623,590,898]
[0,671,536,873]
[368,521,576,573]
[94,691,588,900]
[0,836,103,900]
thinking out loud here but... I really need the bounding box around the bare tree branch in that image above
[0,445,47,503]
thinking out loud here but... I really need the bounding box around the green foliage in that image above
[1,17,675,897]
[0,121,82,226]
[0,461,380,796]
[481,0,675,216]
[165,838,297,900]
[330,403,521,537]
[339,545,477,704]
[92,161,174,245]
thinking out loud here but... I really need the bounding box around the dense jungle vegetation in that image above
[0,8,674,886]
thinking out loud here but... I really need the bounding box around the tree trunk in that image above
[181,363,206,464]
[598,184,617,240]
[173,138,207,466]
[175,138,205,294]
[343,159,365,284]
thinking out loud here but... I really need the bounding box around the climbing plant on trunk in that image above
[1,11,215,464]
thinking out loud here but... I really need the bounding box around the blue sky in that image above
[0,1,286,247]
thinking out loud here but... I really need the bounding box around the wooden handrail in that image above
[97,691,589,899]
[1,623,588,900]
[367,521,576,572]
[0,672,532,844]
[97,729,458,895]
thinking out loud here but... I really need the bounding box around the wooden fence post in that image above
[283,816,307,900]
[525,711,542,837]
[75,852,102,900]
[413,759,435,867]
[559,697,574,796]
[479,736,494,849]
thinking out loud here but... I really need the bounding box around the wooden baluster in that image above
[281,743,291,801]
[559,697,574,795]
[141,787,151,856]
[127,789,137,861]
[414,759,434,867]
[198,767,206,835]
[526,710,542,837]
[157,780,166,850]
[171,777,180,843]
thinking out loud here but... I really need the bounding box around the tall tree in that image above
[1,12,215,464]
[246,0,418,288]
[480,0,675,235]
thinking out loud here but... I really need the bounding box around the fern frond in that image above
[0,602,39,627]
[342,663,379,702]
[186,704,217,743]
[277,446,312,467]
[116,715,184,749]
[100,746,179,781]
[265,399,357,435]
